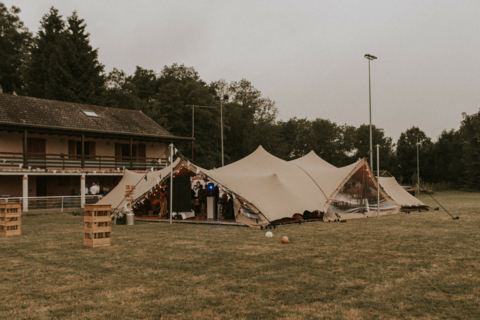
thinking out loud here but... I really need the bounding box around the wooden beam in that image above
[23,130,28,168]
[130,138,133,169]
[81,134,85,169]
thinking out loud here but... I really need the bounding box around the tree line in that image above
[1,4,479,189]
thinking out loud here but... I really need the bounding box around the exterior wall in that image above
[0,131,23,154]
[147,142,168,159]
[0,176,35,197]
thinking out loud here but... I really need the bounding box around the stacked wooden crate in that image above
[84,204,112,247]
[0,203,22,237]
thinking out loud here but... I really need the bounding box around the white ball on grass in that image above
[265,231,273,238]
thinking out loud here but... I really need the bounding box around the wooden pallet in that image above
[84,204,112,247]
[0,203,21,237]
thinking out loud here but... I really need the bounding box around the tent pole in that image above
[170,143,173,225]
[377,144,380,218]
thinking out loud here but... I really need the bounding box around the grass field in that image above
[1,191,480,319]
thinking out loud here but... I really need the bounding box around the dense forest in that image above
[1,4,479,189]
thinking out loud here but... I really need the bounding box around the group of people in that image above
[85,183,100,195]
[134,184,168,217]
[191,180,235,219]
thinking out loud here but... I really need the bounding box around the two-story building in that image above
[0,93,192,211]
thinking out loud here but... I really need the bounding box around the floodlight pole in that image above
[170,143,173,225]
[186,105,216,162]
[221,100,224,167]
[417,136,420,195]
[377,144,380,218]
[365,54,377,170]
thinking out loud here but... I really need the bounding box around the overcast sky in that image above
[6,0,480,142]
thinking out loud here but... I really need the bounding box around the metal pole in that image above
[170,143,173,225]
[221,100,224,167]
[192,106,194,162]
[368,59,373,170]
[417,136,420,195]
[377,144,380,218]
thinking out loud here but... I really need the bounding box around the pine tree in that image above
[25,7,72,100]
[64,11,105,104]
[0,3,32,93]
[25,8,104,103]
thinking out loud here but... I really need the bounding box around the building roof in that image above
[0,94,189,141]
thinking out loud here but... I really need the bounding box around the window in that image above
[115,143,146,161]
[68,140,96,160]
[82,110,99,117]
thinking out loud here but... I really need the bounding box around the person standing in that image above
[214,185,220,219]
[198,185,206,219]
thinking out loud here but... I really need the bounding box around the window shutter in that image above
[115,143,122,160]
[138,144,146,160]
[68,140,76,159]
[89,142,96,160]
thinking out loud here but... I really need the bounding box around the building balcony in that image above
[0,152,167,172]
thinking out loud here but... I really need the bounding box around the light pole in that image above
[219,94,228,167]
[416,136,420,195]
[185,104,215,162]
[220,99,224,167]
[376,144,380,218]
[364,54,377,170]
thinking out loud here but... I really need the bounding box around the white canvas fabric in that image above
[202,147,328,222]
[290,151,400,214]
[378,177,426,207]
[290,152,363,204]
[98,158,182,210]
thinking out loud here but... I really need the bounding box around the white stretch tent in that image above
[378,177,426,208]
[202,147,328,222]
[203,147,400,224]
[100,146,406,227]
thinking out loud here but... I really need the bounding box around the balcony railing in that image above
[0,195,101,212]
[0,152,167,171]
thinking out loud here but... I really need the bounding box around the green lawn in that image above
[1,191,480,319]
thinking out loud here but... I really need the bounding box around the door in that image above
[68,140,76,159]
[115,143,122,166]
[88,141,96,160]
[138,144,146,160]
[36,177,47,197]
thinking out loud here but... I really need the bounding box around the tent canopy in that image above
[378,177,426,207]
[202,146,328,222]
[100,146,408,226]
[98,158,182,210]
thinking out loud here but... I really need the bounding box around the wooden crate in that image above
[84,204,112,247]
[0,203,21,237]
